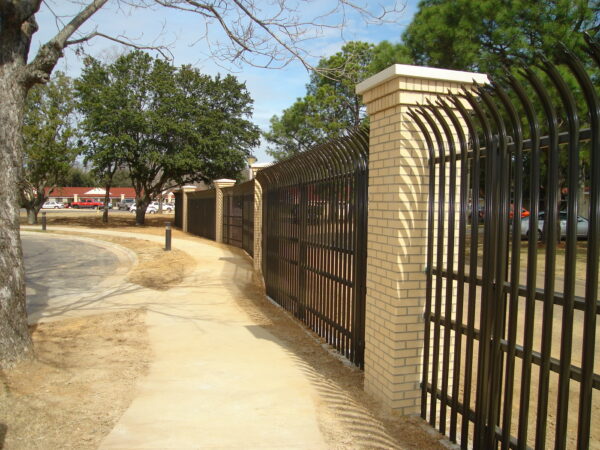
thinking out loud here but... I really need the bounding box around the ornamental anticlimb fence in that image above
[175,128,369,367]
[256,127,369,367]
[222,180,254,256]
[408,36,600,450]
[187,189,216,240]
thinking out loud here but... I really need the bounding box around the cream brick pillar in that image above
[356,65,488,414]
[214,179,236,243]
[181,185,196,232]
[251,163,270,274]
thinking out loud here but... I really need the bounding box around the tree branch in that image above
[23,0,109,87]
[65,31,174,60]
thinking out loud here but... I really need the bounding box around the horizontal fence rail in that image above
[257,128,369,367]
[222,180,254,256]
[410,35,600,449]
[187,189,216,240]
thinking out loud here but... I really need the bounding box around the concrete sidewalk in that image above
[22,227,327,449]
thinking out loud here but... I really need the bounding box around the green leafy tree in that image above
[64,166,98,187]
[265,41,410,160]
[20,72,79,224]
[111,169,133,187]
[76,57,128,223]
[403,0,599,76]
[404,0,600,211]
[76,51,260,225]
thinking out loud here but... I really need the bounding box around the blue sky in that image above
[32,0,420,162]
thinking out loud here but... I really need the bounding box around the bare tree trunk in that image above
[26,208,37,224]
[102,186,111,223]
[0,38,34,368]
[135,200,148,226]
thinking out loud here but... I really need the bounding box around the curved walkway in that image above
[22,227,326,449]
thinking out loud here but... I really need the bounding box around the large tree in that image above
[0,0,401,367]
[20,72,79,224]
[75,56,127,223]
[76,51,260,225]
[403,0,600,208]
[264,41,410,159]
[403,0,599,76]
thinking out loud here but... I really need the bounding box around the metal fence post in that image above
[165,222,171,251]
[41,211,47,231]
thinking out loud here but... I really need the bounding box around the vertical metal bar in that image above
[493,81,524,450]
[524,67,560,450]
[449,92,483,449]
[507,73,541,450]
[462,89,497,449]
[426,102,458,436]
[41,211,47,231]
[353,151,368,367]
[436,98,470,443]
[478,86,511,447]
[542,57,580,450]
[408,110,437,421]
[567,37,600,449]
[417,106,446,428]
[299,182,308,324]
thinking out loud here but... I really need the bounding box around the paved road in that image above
[21,232,136,323]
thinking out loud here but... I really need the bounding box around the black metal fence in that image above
[222,180,254,256]
[187,189,216,240]
[257,128,369,367]
[410,37,599,449]
[174,191,183,228]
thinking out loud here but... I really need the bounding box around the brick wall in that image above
[357,65,488,414]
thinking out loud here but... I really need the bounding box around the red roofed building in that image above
[45,187,137,207]
[44,186,179,208]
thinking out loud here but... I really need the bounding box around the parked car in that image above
[149,201,174,212]
[520,211,589,240]
[71,199,103,209]
[129,203,158,214]
[42,200,64,209]
[118,199,135,210]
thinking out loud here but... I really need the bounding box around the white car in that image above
[149,201,174,212]
[520,211,589,240]
[129,203,158,214]
[42,201,64,209]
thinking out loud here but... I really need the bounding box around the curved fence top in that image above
[256,127,369,189]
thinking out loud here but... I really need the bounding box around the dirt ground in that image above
[0,309,150,449]
[9,213,448,449]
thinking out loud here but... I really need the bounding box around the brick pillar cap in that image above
[356,64,489,95]
[214,179,236,188]
[251,162,272,169]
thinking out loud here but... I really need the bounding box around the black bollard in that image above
[41,211,47,231]
[165,222,171,251]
